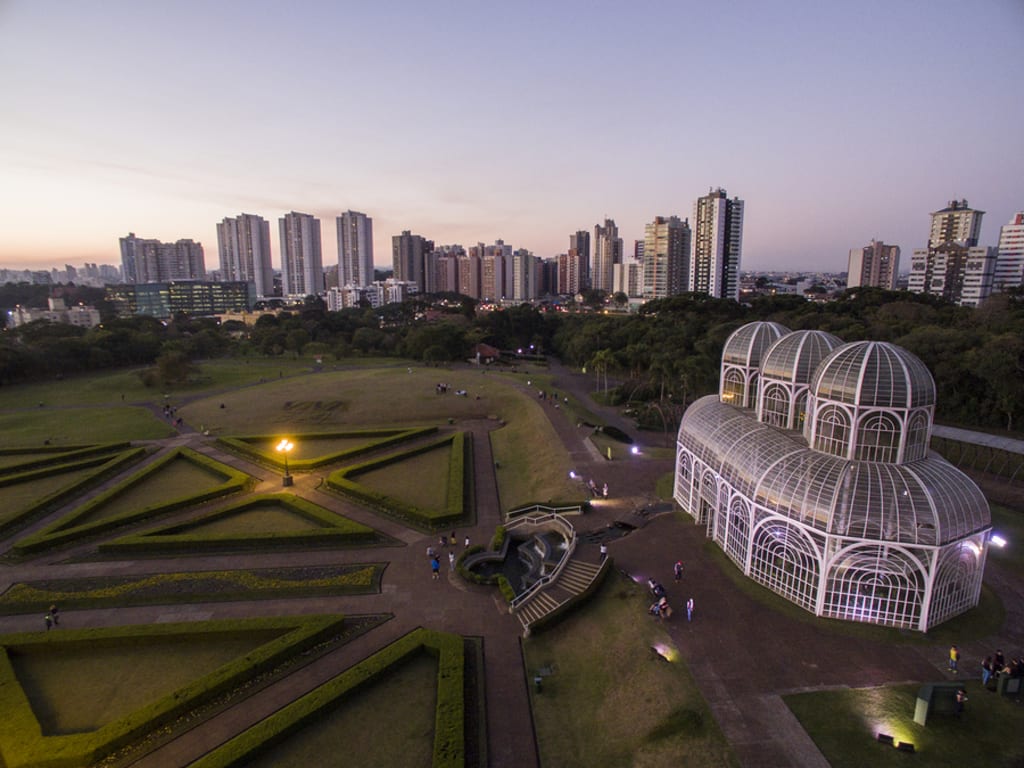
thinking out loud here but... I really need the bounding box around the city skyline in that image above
[2,1,1022,273]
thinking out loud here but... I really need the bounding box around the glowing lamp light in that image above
[631,446,640,455]
[651,643,678,662]
[276,439,295,487]
[991,534,1007,548]
[569,470,577,479]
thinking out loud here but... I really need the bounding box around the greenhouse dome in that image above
[675,323,990,631]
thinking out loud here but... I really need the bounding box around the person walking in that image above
[686,597,695,622]
[464,535,470,548]
[982,656,993,688]
[955,687,967,717]
[49,604,59,626]
[44,613,52,631]
[673,561,684,582]
[599,543,608,561]
[449,551,456,571]
[431,557,440,580]
[949,645,960,673]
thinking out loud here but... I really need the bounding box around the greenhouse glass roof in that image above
[722,321,790,367]
[810,341,936,409]
[761,330,843,384]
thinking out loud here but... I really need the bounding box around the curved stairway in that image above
[514,558,605,635]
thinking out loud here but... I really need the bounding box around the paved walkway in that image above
[932,424,1024,457]
[0,361,1021,768]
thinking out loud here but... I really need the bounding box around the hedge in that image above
[0,447,147,539]
[98,493,382,555]
[12,448,251,554]
[0,443,131,478]
[0,615,348,768]
[217,427,438,471]
[190,628,466,768]
[325,432,472,531]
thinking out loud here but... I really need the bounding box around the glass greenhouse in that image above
[675,321,991,630]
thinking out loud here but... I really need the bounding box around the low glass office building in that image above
[675,321,990,630]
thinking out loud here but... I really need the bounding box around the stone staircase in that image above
[515,558,605,635]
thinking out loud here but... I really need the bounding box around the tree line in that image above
[2,283,1022,433]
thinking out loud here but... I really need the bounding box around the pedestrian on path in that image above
[600,543,608,561]
[427,545,436,559]
[949,645,960,673]
[49,604,59,626]
[44,613,52,631]
[673,561,684,581]
[431,557,440,580]
[440,534,447,548]
[449,551,456,571]
[686,597,694,622]
[464,535,470,548]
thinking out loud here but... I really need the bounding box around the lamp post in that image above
[276,438,294,487]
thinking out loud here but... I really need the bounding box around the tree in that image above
[589,349,614,395]
[155,350,198,385]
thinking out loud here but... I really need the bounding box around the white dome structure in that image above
[675,322,990,631]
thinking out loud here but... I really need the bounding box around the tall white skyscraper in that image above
[909,200,993,305]
[994,212,1024,292]
[337,210,374,288]
[217,213,274,298]
[692,188,743,300]
[592,219,623,293]
[279,212,323,298]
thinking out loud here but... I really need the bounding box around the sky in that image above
[1,0,1022,274]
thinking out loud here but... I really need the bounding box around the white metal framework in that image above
[675,322,991,631]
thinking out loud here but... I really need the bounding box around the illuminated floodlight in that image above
[569,470,577,479]
[651,643,678,663]
[631,446,640,455]
[876,733,894,745]
[991,534,1007,548]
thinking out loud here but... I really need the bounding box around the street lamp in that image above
[276,438,294,487]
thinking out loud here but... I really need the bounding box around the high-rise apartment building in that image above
[561,231,590,295]
[216,214,274,298]
[119,233,206,284]
[909,200,994,305]
[337,211,374,288]
[993,212,1024,292]
[279,212,323,298]
[392,230,433,293]
[592,219,623,293]
[510,249,537,302]
[847,239,900,290]
[691,188,743,300]
[642,216,691,300]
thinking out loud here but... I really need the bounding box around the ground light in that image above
[631,446,640,455]
[876,732,915,753]
[991,533,1007,548]
[276,438,294,487]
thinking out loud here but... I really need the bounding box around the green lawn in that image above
[9,631,283,733]
[524,573,736,768]
[0,466,98,525]
[354,444,451,511]
[785,680,1024,768]
[246,652,438,768]
[180,506,323,535]
[0,406,173,446]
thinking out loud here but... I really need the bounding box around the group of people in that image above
[646,571,695,622]
[427,532,470,579]
[586,478,609,498]
[43,604,59,630]
[982,649,1024,687]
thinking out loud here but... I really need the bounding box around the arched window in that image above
[722,368,745,406]
[760,383,790,428]
[855,411,901,463]
[904,411,930,462]
[814,405,851,458]
[725,498,751,567]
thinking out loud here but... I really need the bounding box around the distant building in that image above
[642,215,691,300]
[217,214,274,299]
[909,200,993,306]
[337,210,374,288]
[119,233,206,284]
[993,212,1024,292]
[847,240,900,290]
[279,212,323,299]
[5,297,101,329]
[510,249,538,301]
[592,219,622,293]
[692,188,743,300]
[612,258,643,298]
[392,230,433,293]
[105,281,256,319]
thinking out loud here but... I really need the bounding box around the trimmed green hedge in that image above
[12,448,251,554]
[191,627,466,768]
[0,447,147,538]
[325,432,473,531]
[0,615,348,768]
[0,443,131,477]
[98,493,382,555]
[217,427,438,471]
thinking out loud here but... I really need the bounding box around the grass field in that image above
[785,680,1024,768]
[354,444,451,511]
[0,406,173,445]
[524,573,736,768]
[9,631,283,733]
[0,467,98,525]
[179,506,324,535]
[246,652,438,768]
[59,457,230,528]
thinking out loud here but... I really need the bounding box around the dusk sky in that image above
[2,0,1022,274]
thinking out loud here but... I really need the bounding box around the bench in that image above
[913,682,963,725]
[996,674,1022,698]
